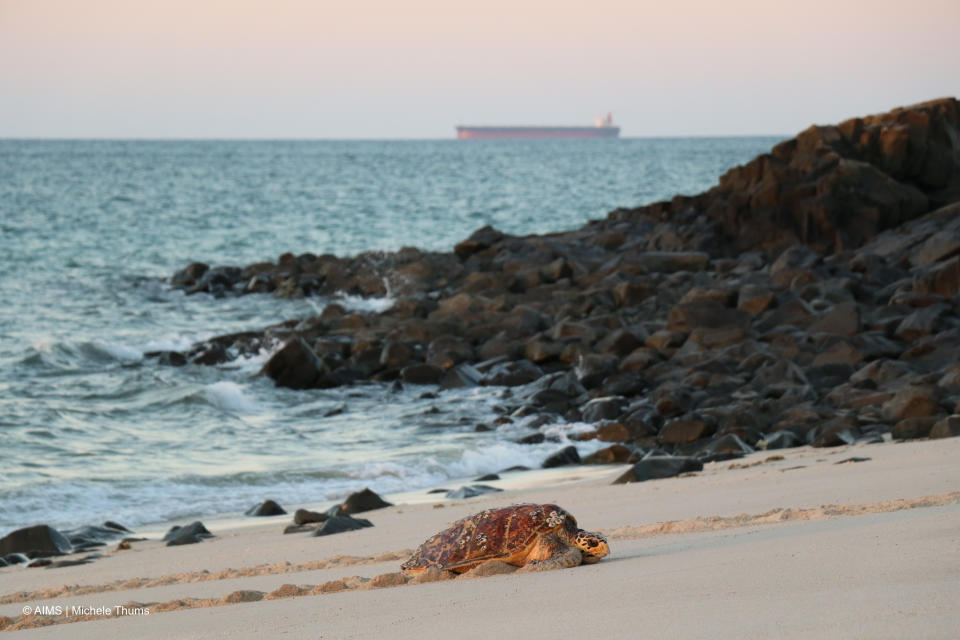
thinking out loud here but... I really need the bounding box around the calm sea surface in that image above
[0,137,781,532]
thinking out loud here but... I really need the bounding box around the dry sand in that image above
[1,437,958,638]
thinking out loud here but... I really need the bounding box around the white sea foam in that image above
[335,293,395,313]
[94,341,143,363]
[231,346,276,374]
[203,381,262,413]
[141,332,214,354]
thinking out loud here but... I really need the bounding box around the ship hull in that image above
[456,126,620,140]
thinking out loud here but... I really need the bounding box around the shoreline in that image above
[126,462,630,539]
[2,436,958,637]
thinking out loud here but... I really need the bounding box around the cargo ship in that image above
[456,113,620,139]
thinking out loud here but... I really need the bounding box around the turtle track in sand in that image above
[2,490,958,632]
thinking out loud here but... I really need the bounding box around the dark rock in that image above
[761,430,803,449]
[43,557,95,569]
[103,521,132,533]
[260,338,327,390]
[311,515,374,536]
[918,255,960,297]
[594,422,632,442]
[805,362,856,389]
[575,354,620,388]
[612,456,704,484]
[809,302,861,336]
[812,343,865,368]
[542,445,581,468]
[809,420,861,447]
[426,336,474,369]
[454,225,505,259]
[583,445,632,464]
[171,262,210,287]
[599,373,646,397]
[930,415,960,439]
[894,306,946,342]
[595,328,646,357]
[443,362,483,388]
[696,433,754,458]
[634,251,710,273]
[667,301,751,333]
[645,330,687,351]
[245,499,287,517]
[189,265,243,296]
[334,488,393,515]
[444,485,503,499]
[737,285,775,314]
[525,337,562,363]
[61,524,129,550]
[481,360,544,386]
[581,396,627,422]
[189,341,231,366]
[882,385,939,420]
[659,418,712,444]
[163,521,214,546]
[380,340,414,369]
[910,229,960,266]
[529,389,572,413]
[891,417,940,439]
[517,432,546,444]
[283,525,315,534]
[146,350,188,366]
[612,280,656,307]
[474,473,500,481]
[770,246,821,288]
[293,509,329,525]
[400,363,445,385]
[0,525,71,558]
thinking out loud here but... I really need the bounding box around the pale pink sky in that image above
[1,0,957,138]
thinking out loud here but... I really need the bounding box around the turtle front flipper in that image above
[516,532,582,572]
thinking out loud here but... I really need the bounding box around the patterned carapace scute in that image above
[402,503,572,572]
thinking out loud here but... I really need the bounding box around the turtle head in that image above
[559,514,609,563]
[572,529,609,563]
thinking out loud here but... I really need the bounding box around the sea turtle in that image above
[401,503,609,574]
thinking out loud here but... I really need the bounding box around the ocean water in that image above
[0,137,781,533]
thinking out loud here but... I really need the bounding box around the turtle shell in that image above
[401,503,572,573]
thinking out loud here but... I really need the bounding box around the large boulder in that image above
[0,525,72,557]
[333,488,393,515]
[260,338,327,390]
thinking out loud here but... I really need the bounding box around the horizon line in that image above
[0,133,789,142]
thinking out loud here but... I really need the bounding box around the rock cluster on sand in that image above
[160,99,960,477]
[0,521,136,568]
[283,488,391,536]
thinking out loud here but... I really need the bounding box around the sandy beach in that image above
[2,436,958,638]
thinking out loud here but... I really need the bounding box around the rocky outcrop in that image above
[608,97,960,253]
[162,99,960,465]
